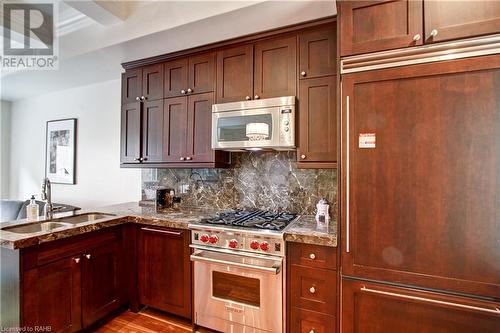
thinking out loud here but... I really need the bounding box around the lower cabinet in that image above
[137,226,191,319]
[21,228,125,332]
[342,279,500,333]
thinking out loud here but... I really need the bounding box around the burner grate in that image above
[200,210,296,231]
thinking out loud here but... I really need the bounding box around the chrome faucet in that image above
[41,177,54,218]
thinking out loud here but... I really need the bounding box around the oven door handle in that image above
[190,250,282,275]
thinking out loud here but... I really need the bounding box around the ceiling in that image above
[1,1,336,102]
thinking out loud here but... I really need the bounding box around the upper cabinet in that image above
[216,44,254,103]
[122,69,143,104]
[299,26,337,79]
[424,0,500,43]
[164,58,188,98]
[142,64,163,101]
[339,0,500,56]
[254,36,296,99]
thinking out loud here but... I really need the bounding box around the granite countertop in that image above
[0,202,337,249]
[284,215,337,247]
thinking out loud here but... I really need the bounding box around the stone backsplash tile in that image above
[141,152,337,215]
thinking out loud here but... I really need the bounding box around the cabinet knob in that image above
[180,157,186,161]
[412,34,421,41]
[254,95,260,99]
[300,71,306,77]
[181,89,186,94]
[187,88,193,93]
[73,257,80,264]
[186,157,192,161]
[245,96,251,100]
[309,286,316,294]
[141,96,146,100]
[309,330,315,333]
[135,96,140,101]
[430,29,438,38]
[134,157,142,162]
[309,253,316,260]
[300,154,306,159]
[84,254,91,259]
[142,157,148,161]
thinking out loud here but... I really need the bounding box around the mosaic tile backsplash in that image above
[141,152,337,215]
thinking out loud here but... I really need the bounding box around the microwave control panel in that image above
[279,106,295,147]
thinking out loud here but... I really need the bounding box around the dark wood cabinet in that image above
[342,279,500,333]
[186,92,215,163]
[122,69,142,104]
[299,26,337,79]
[290,308,336,333]
[163,97,188,162]
[254,36,296,99]
[188,52,215,95]
[142,64,163,101]
[23,257,82,333]
[298,76,337,166]
[216,44,254,103]
[424,0,500,43]
[120,102,142,164]
[82,239,124,327]
[341,56,500,298]
[339,0,423,56]
[141,100,164,163]
[164,58,188,99]
[138,226,191,319]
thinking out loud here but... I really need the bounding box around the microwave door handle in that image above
[190,251,281,275]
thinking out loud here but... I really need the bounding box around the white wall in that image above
[9,79,141,208]
[0,101,12,199]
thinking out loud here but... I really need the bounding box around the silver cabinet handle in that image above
[245,96,251,100]
[254,95,260,99]
[309,286,316,294]
[180,157,186,161]
[84,254,91,259]
[300,71,307,77]
[309,253,316,260]
[140,96,145,100]
[190,250,281,274]
[134,157,143,162]
[141,227,182,236]
[186,157,192,161]
[135,96,140,101]
[360,286,500,315]
[309,330,315,333]
[346,95,350,253]
[73,257,80,263]
[300,154,306,159]
[430,29,438,37]
[187,88,193,93]
[181,89,186,94]
[412,34,421,41]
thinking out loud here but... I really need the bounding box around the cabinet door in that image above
[254,36,296,99]
[142,63,163,101]
[186,92,214,163]
[424,0,500,43]
[299,26,337,79]
[298,76,337,163]
[341,56,500,298]
[23,257,82,333]
[342,279,500,333]
[164,58,188,98]
[82,240,124,327]
[290,308,336,333]
[138,227,191,319]
[163,97,188,162]
[120,102,142,164]
[142,100,164,163]
[339,0,423,56]
[216,44,254,103]
[122,69,142,104]
[188,52,215,95]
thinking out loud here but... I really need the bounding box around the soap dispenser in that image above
[27,195,39,220]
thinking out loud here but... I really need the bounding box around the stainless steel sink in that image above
[2,221,74,234]
[57,212,115,224]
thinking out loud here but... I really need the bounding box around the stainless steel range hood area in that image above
[211,96,296,152]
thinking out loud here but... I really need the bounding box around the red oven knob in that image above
[228,239,238,248]
[200,234,209,243]
[260,241,269,252]
[209,235,219,244]
[250,240,260,250]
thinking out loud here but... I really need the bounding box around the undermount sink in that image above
[57,212,115,224]
[2,221,74,234]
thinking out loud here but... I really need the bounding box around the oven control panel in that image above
[190,227,285,256]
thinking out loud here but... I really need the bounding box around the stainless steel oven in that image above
[211,96,296,151]
[191,247,285,333]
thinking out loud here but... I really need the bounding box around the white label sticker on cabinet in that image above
[359,133,376,148]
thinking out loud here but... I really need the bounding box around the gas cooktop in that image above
[199,210,297,231]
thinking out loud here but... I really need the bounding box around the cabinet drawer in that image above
[289,242,337,270]
[290,307,336,333]
[290,265,336,315]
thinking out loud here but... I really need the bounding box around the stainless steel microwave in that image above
[211,96,296,151]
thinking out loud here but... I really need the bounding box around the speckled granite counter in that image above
[0,202,337,249]
[284,215,337,247]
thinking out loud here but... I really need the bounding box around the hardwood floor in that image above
[93,308,216,333]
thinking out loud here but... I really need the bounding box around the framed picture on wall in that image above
[45,118,77,184]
